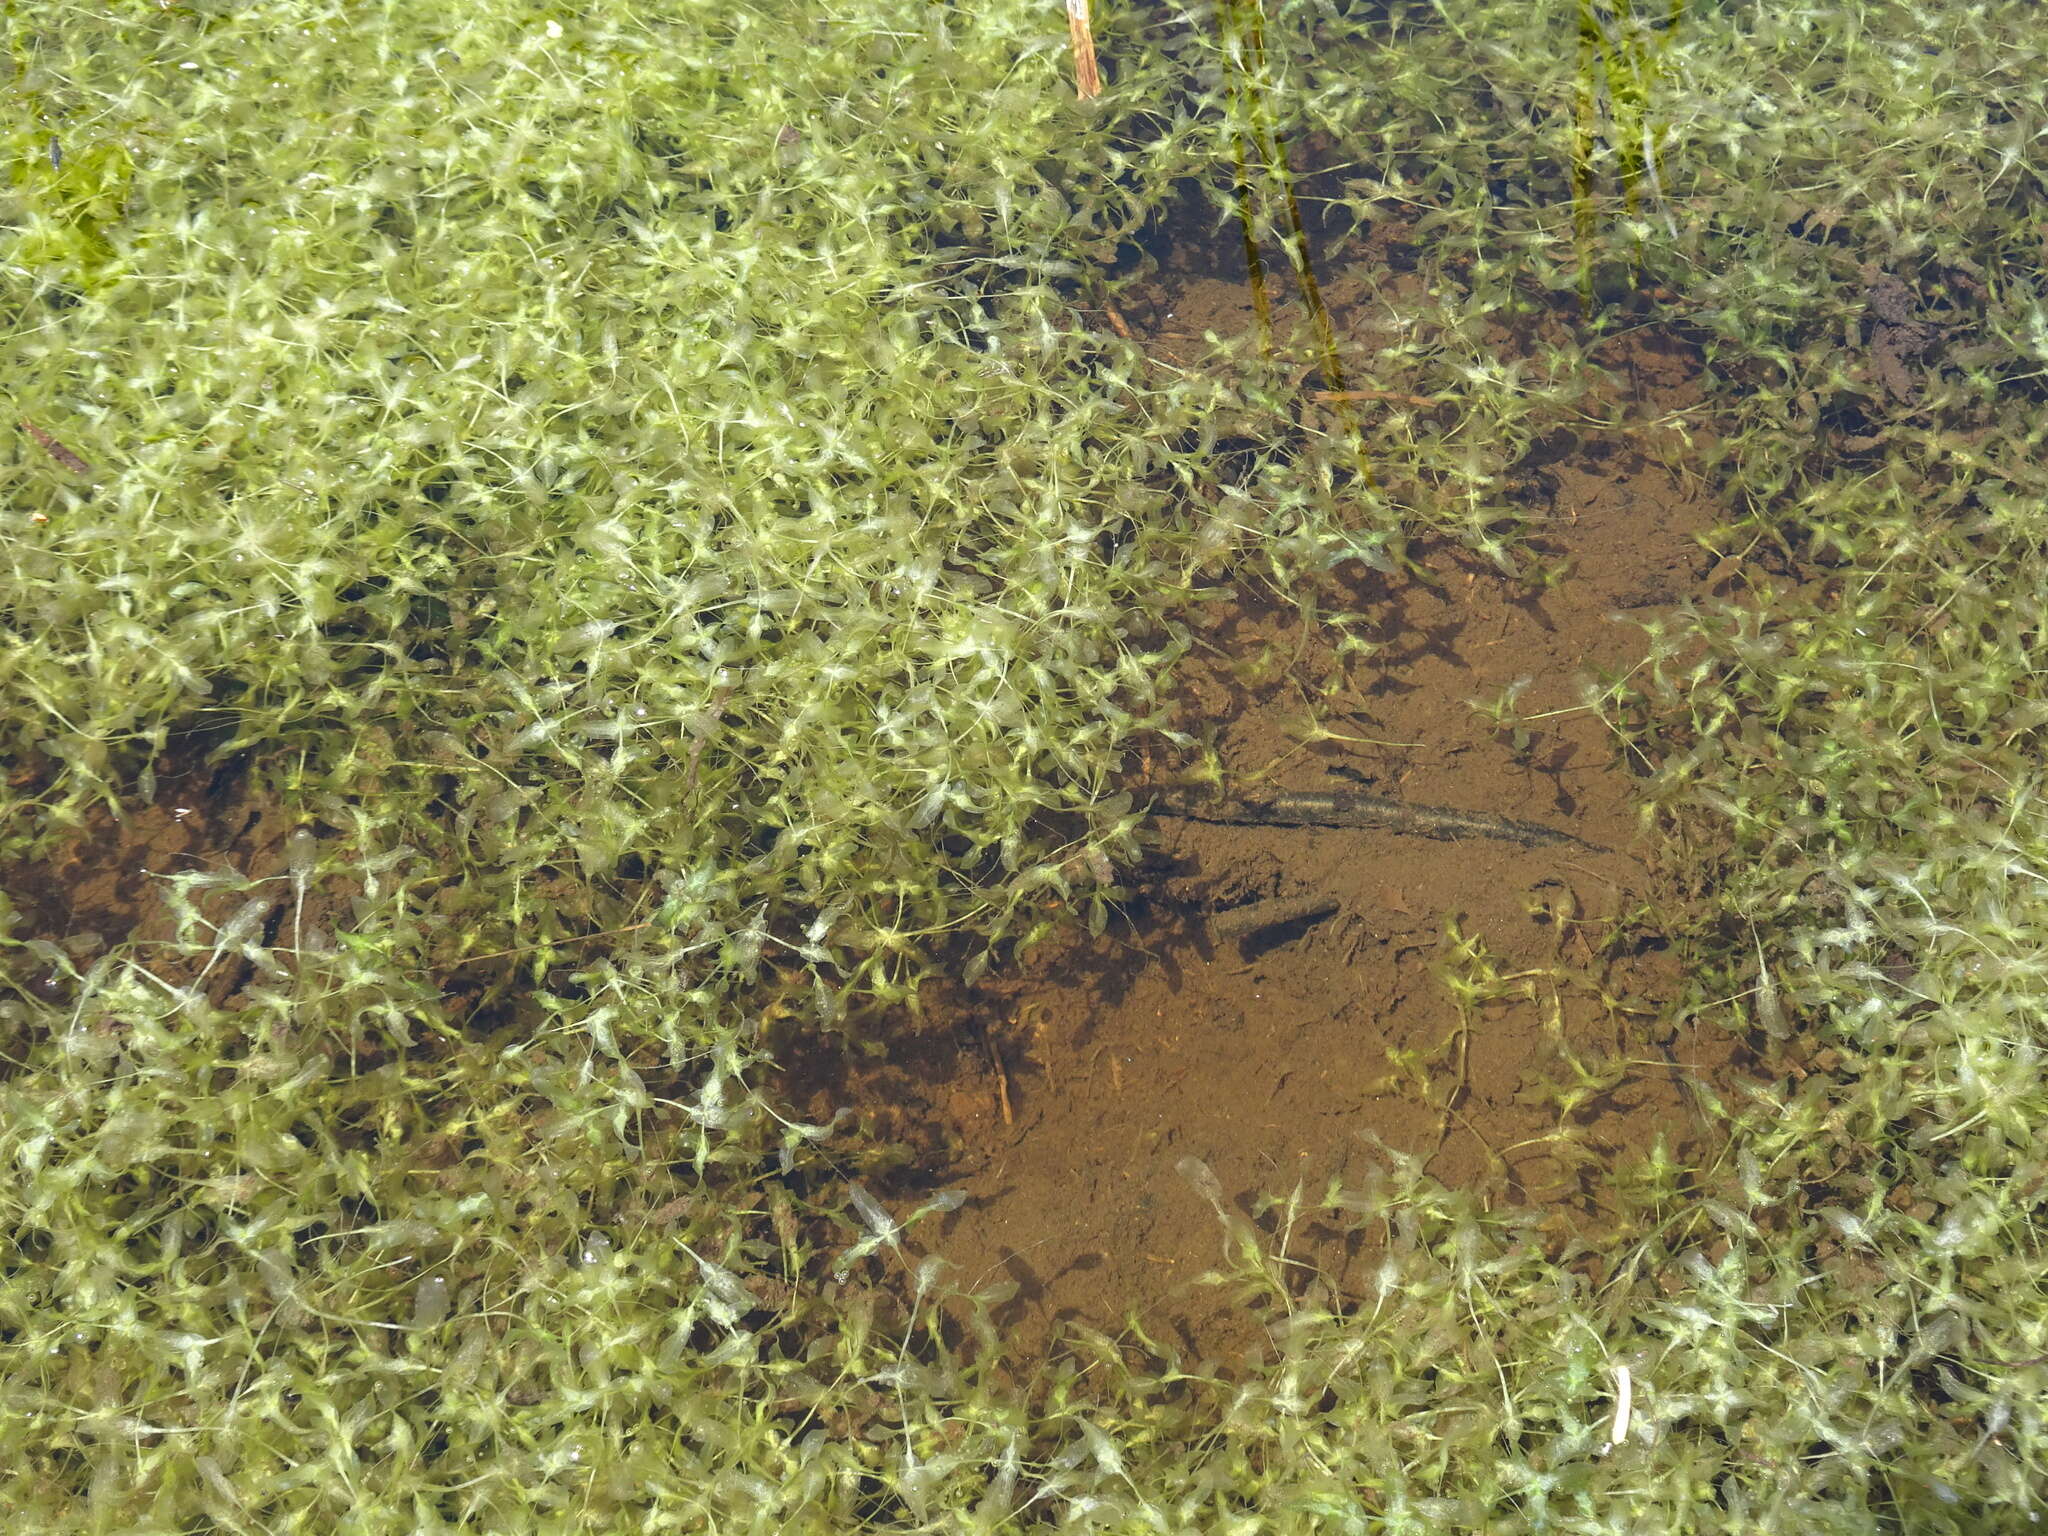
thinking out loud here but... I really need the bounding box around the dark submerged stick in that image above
[1149,787,1615,855]
[21,420,93,476]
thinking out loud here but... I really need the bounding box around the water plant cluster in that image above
[3,0,2045,1528]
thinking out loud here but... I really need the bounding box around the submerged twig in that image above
[1066,0,1100,100]
[20,420,92,476]
[1311,386,1442,410]
[984,1029,1014,1127]
[1208,892,1337,943]
[1150,787,1614,854]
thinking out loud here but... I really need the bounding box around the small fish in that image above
[21,420,92,475]
[48,137,61,172]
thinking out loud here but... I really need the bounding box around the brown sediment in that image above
[770,210,1774,1375]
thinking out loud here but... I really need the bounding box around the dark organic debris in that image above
[1149,786,1613,854]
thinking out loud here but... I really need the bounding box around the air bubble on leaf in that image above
[848,1183,899,1243]
[1176,1156,1227,1215]
[218,898,273,948]
[508,719,555,751]
[411,1275,450,1329]
[695,1254,752,1318]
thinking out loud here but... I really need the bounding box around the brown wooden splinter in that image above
[1310,387,1442,410]
[984,1032,1013,1127]
[1152,786,1613,855]
[21,419,92,475]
